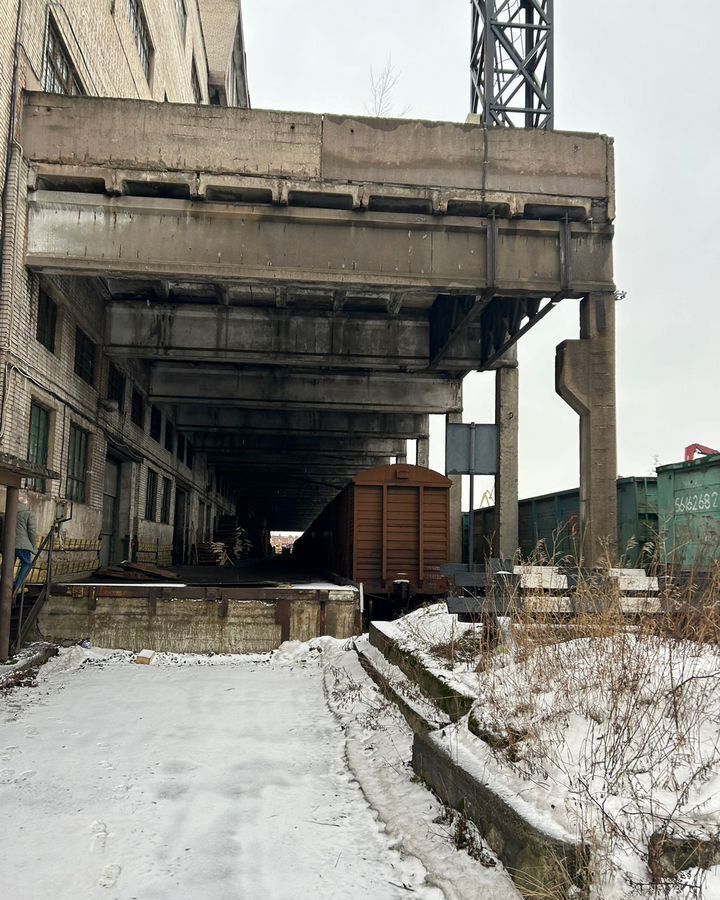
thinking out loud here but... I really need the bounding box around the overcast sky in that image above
[242,0,720,502]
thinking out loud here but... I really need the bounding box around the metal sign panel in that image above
[445,423,497,475]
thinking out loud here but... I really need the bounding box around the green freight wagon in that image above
[657,454,720,573]
[469,477,658,566]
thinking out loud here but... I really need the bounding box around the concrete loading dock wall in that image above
[39,584,359,653]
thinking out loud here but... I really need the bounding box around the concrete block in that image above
[134,649,156,665]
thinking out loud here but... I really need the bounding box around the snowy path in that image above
[0,650,443,900]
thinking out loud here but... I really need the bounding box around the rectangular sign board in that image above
[445,423,497,475]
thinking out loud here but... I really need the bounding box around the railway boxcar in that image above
[468,476,658,566]
[294,464,451,597]
[657,454,720,573]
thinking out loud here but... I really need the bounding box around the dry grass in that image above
[459,560,720,897]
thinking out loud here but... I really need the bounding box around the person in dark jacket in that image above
[14,492,37,591]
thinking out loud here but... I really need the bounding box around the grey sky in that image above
[241,0,720,502]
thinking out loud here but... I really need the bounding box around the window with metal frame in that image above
[150,405,162,442]
[145,468,158,520]
[160,477,172,524]
[27,403,50,492]
[174,0,187,39]
[36,289,58,353]
[191,58,202,103]
[43,17,84,96]
[127,0,154,83]
[131,388,145,428]
[67,424,89,502]
[107,363,126,411]
[74,326,96,386]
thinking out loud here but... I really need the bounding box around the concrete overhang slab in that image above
[26,192,614,296]
[150,365,462,415]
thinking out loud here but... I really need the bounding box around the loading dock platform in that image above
[36,562,359,653]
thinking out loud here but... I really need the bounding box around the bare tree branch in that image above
[365,57,411,118]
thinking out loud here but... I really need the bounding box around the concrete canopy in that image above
[21,93,615,530]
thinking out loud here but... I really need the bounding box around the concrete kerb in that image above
[354,638,450,735]
[413,731,589,899]
[368,622,474,721]
[365,623,589,898]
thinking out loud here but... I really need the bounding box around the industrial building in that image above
[0,1,618,659]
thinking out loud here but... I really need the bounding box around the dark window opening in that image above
[145,468,158,520]
[127,0,154,83]
[176,432,186,463]
[150,405,162,442]
[36,289,58,353]
[28,402,50,492]
[107,363,126,411]
[160,477,172,524]
[186,441,194,470]
[67,424,89,502]
[74,326,96,386]
[131,388,145,429]
[43,18,84,96]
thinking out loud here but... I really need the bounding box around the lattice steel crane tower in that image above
[470,0,554,128]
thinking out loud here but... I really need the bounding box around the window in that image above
[150,406,162,442]
[43,18,84,96]
[191,59,202,103]
[164,421,175,453]
[145,468,158,520]
[186,441,194,470]
[28,403,50,492]
[131,388,145,428]
[36,289,57,353]
[127,0,153,83]
[67,424,89,502]
[160,477,172,524]
[107,363,126,411]
[174,0,187,39]
[74,326,96,386]
[176,432,186,463]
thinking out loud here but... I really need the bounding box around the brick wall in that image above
[0,1,241,576]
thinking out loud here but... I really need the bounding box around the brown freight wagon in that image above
[294,464,451,597]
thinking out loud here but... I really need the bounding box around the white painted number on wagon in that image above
[674,492,719,513]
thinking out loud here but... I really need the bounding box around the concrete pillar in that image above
[446,411,463,563]
[0,485,19,661]
[494,352,519,559]
[556,292,617,566]
[396,441,408,465]
[417,436,430,468]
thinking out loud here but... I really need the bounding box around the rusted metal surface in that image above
[295,464,451,597]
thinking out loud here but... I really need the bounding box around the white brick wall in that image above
[0,1,239,566]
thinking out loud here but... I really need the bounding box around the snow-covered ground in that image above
[380,605,720,898]
[0,641,518,900]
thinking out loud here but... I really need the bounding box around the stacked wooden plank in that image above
[196,542,232,566]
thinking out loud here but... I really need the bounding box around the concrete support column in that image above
[417,436,430,468]
[446,411,463,563]
[494,351,519,559]
[556,292,617,566]
[396,441,407,465]
[0,485,19,662]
